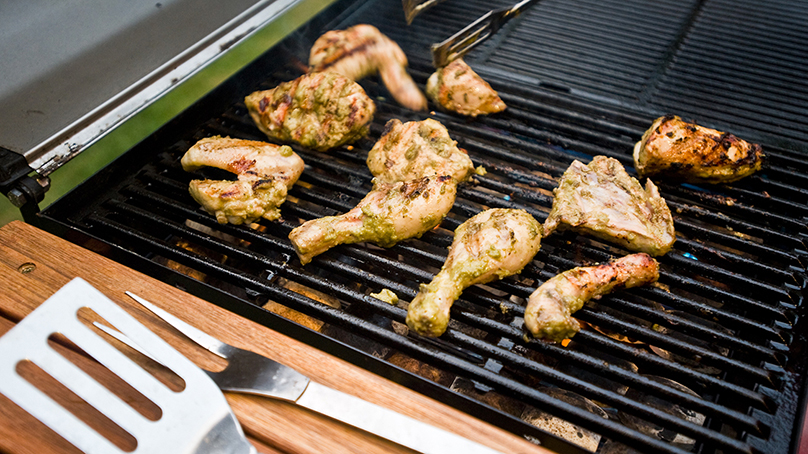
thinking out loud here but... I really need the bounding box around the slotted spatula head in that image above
[0,278,254,454]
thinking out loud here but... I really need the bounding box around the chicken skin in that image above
[289,175,457,265]
[367,119,475,184]
[425,58,506,117]
[543,156,675,256]
[634,115,764,184]
[524,253,659,342]
[406,208,542,337]
[181,136,304,225]
[244,71,375,152]
[309,24,427,111]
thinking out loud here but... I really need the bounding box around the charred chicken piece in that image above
[524,253,659,342]
[244,71,375,152]
[425,58,506,117]
[181,136,304,225]
[634,115,764,184]
[406,208,542,337]
[544,156,675,256]
[309,24,427,111]
[289,175,458,265]
[367,118,475,184]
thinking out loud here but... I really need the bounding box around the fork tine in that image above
[125,291,231,358]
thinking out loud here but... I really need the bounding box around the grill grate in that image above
[39,0,808,453]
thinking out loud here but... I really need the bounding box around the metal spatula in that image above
[0,278,254,454]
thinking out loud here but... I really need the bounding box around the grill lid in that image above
[0,0,337,206]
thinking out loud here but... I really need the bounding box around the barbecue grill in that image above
[2,0,807,453]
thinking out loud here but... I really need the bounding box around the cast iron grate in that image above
[39,1,808,453]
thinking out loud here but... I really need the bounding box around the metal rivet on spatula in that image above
[17,263,36,274]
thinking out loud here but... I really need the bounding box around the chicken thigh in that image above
[406,208,542,337]
[366,118,475,184]
[309,24,427,111]
[543,156,675,256]
[244,71,375,152]
[634,115,763,184]
[524,253,659,342]
[289,175,457,265]
[426,58,506,117]
[181,136,304,225]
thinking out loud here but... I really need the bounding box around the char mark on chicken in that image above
[426,58,506,117]
[543,156,675,257]
[288,175,458,265]
[406,208,542,337]
[244,71,375,152]
[366,118,475,184]
[634,115,764,184]
[524,253,660,342]
[309,24,427,111]
[181,136,304,225]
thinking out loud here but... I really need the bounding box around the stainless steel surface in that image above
[0,278,254,454]
[125,291,507,454]
[0,0,338,179]
[431,0,538,67]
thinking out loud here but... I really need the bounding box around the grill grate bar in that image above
[90,200,768,450]
[86,212,716,454]
[118,180,779,410]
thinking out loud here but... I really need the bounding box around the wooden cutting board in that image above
[0,221,549,454]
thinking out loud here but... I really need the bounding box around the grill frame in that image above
[32,0,808,453]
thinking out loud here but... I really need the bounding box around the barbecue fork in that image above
[0,278,254,454]
[431,0,540,67]
[402,0,447,24]
[101,291,505,454]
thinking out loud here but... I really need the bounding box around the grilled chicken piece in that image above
[289,175,457,265]
[309,24,427,111]
[367,119,475,184]
[524,253,659,342]
[544,156,675,256]
[634,115,764,184]
[181,136,304,225]
[244,71,375,152]
[425,58,506,117]
[406,208,542,337]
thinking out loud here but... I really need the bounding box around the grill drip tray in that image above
[39,0,808,453]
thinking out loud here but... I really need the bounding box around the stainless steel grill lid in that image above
[0,0,338,207]
[20,0,808,453]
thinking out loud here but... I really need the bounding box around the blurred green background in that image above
[0,0,334,229]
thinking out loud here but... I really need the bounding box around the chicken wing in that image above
[181,136,305,225]
[244,71,375,152]
[309,24,427,111]
[524,253,659,342]
[426,58,506,117]
[406,208,542,337]
[289,175,457,265]
[543,156,675,256]
[634,115,763,184]
[366,118,475,184]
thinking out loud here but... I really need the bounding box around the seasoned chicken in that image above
[524,253,659,342]
[289,175,457,265]
[634,115,764,184]
[309,24,427,111]
[181,136,304,225]
[406,208,542,337]
[425,58,506,117]
[367,119,475,184]
[244,71,375,152]
[544,156,675,256]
